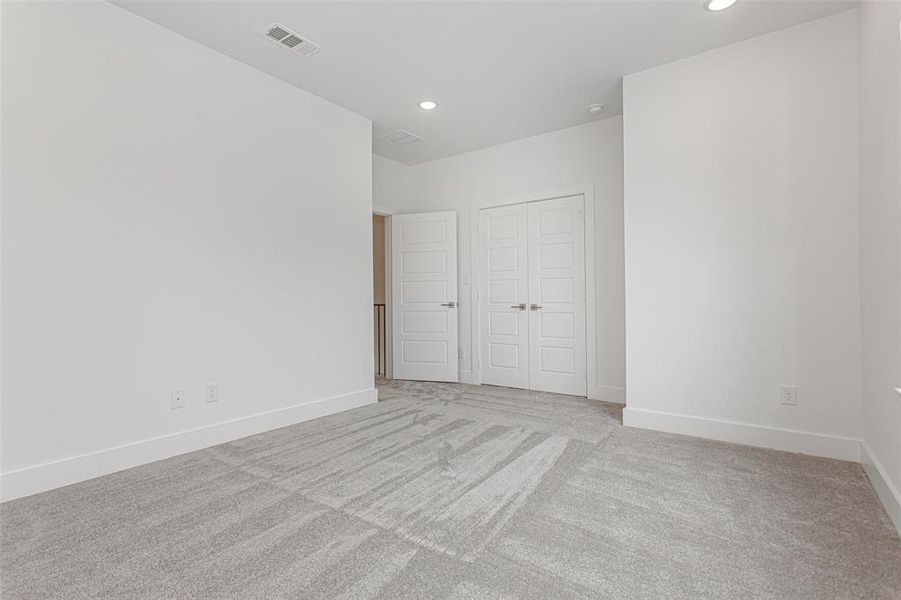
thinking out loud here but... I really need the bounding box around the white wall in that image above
[859,0,901,531]
[374,118,625,400]
[622,11,862,460]
[373,154,412,212]
[1,1,375,500]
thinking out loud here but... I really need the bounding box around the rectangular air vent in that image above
[380,130,424,146]
[262,23,321,58]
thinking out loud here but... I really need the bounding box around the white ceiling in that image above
[115,1,854,165]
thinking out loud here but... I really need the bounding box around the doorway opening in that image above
[373,213,390,383]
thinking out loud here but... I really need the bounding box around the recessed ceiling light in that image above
[587,104,604,117]
[705,0,737,11]
[419,100,438,110]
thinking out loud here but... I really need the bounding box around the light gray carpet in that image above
[2,379,900,599]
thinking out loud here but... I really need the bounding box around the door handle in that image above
[510,303,527,310]
[440,301,457,308]
[530,304,542,311]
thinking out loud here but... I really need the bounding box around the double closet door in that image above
[478,195,587,397]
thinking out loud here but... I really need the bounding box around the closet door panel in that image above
[527,195,587,396]
[478,204,529,389]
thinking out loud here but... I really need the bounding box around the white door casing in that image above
[478,204,529,389]
[391,211,459,382]
[528,196,587,396]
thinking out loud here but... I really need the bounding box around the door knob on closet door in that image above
[440,301,457,308]
[510,303,527,310]
[530,304,542,311]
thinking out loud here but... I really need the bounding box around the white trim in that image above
[477,184,596,210]
[584,192,598,401]
[861,441,901,536]
[468,183,598,398]
[0,387,377,502]
[384,214,393,379]
[622,406,861,462]
[372,203,395,216]
[591,385,626,404]
[459,369,473,384]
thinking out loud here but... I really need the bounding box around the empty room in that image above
[2,0,900,597]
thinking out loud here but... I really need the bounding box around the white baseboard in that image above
[622,407,860,462]
[0,387,377,503]
[459,369,473,384]
[861,441,901,536]
[590,385,626,404]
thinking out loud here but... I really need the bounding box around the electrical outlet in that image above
[171,388,186,409]
[780,385,797,406]
[205,382,220,403]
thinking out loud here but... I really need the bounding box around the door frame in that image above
[468,183,597,398]
[373,206,393,379]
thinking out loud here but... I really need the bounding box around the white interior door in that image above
[528,195,586,396]
[391,211,458,382]
[478,204,529,389]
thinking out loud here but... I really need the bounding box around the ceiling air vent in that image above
[262,23,322,58]
[380,130,424,146]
